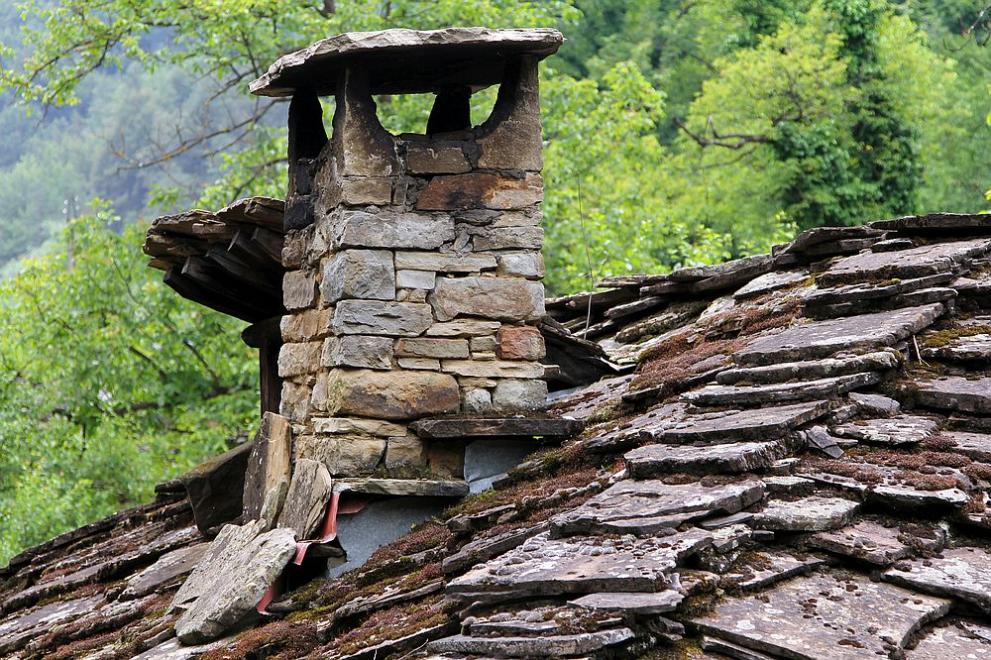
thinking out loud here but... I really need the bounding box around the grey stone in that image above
[721,552,826,592]
[804,272,957,308]
[447,529,712,600]
[396,356,439,369]
[332,210,454,249]
[429,276,544,322]
[884,547,991,612]
[568,590,683,615]
[321,249,395,302]
[281,308,333,342]
[121,542,210,599]
[394,251,497,273]
[684,372,880,407]
[441,359,542,378]
[871,212,991,232]
[943,431,991,461]
[869,483,971,509]
[331,300,433,336]
[463,387,492,413]
[334,478,468,497]
[734,304,945,366]
[923,333,991,362]
[751,496,858,531]
[809,519,943,566]
[550,479,765,536]
[699,512,755,530]
[312,416,406,437]
[404,141,470,174]
[321,368,460,420]
[799,425,844,458]
[693,571,950,660]
[175,526,297,643]
[242,412,292,525]
[625,441,787,477]
[282,269,317,310]
[497,251,545,278]
[472,226,544,251]
[276,458,333,539]
[426,319,503,336]
[733,269,809,300]
[294,434,386,475]
[849,391,901,416]
[395,269,435,290]
[910,376,991,414]
[321,334,393,370]
[701,637,776,660]
[492,378,547,412]
[907,622,991,659]
[395,337,469,359]
[818,238,991,286]
[131,637,230,660]
[277,341,321,378]
[831,415,939,446]
[716,351,900,385]
[428,629,635,658]
[442,524,548,575]
[659,401,831,444]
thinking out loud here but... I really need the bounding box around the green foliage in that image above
[0,211,257,563]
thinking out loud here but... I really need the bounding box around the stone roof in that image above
[249,28,564,97]
[8,213,991,658]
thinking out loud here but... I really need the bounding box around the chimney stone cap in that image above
[249,27,563,98]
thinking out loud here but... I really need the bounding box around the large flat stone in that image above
[871,212,991,232]
[734,304,945,366]
[411,416,581,439]
[394,251,497,273]
[907,622,991,659]
[276,458,333,539]
[910,376,991,414]
[428,629,634,658]
[809,519,943,566]
[429,276,544,322]
[331,300,434,336]
[817,239,991,285]
[659,401,831,445]
[944,431,991,461]
[171,520,267,612]
[334,478,468,497]
[242,411,292,524]
[720,551,826,592]
[884,547,991,612]
[550,479,765,536]
[750,496,859,532]
[716,351,899,385]
[831,415,939,447]
[332,210,454,249]
[683,373,880,407]
[693,571,951,659]
[175,526,297,643]
[447,529,712,600]
[121,542,210,599]
[625,441,788,477]
[568,590,683,615]
[733,269,809,300]
[322,368,460,420]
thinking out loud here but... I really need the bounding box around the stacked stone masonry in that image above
[277,55,548,481]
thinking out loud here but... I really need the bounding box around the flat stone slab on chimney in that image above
[410,416,584,439]
[333,478,469,498]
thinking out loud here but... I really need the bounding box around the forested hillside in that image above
[1,0,991,563]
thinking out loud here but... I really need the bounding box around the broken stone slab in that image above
[699,512,755,530]
[446,529,712,600]
[669,255,772,284]
[550,479,765,537]
[884,547,991,612]
[817,238,991,286]
[465,606,623,637]
[923,333,991,362]
[798,425,845,458]
[774,225,885,257]
[943,431,991,462]
[242,411,292,525]
[733,269,809,300]
[171,520,267,612]
[121,542,210,599]
[659,401,831,445]
[720,552,826,592]
[442,523,548,575]
[906,621,991,659]
[569,590,683,615]
[909,376,991,414]
[750,496,859,532]
[429,276,544,322]
[849,391,901,416]
[715,351,899,385]
[175,526,297,643]
[868,484,971,510]
[831,415,939,447]
[0,594,105,655]
[624,441,788,477]
[733,303,945,366]
[131,636,231,660]
[322,368,460,420]
[804,271,957,308]
[411,416,582,439]
[334,478,468,498]
[276,458,333,540]
[331,300,434,336]
[180,441,251,534]
[693,570,950,660]
[427,628,635,658]
[683,372,880,407]
[808,519,944,566]
[806,287,957,319]
[293,434,385,476]
[701,636,776,660]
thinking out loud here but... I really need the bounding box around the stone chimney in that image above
[251,28,565,490]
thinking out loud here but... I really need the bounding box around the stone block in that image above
[396,338,470,359]
[396,269,436,290]
[427,320,503,337]
[281,308,333,342]
[398,357,441,370]
[497,325,545,360]
[279,380,311,422]
[282,229,310,269]
[276,458,333,539]
[470,335,498,353]
[497,251,545,278]
[333,210,454,249]
[384,436,428,470]
[282,270,317,310]
[332,300,433,336]
[492,210,541,227]
[427,443,465,478]
[324,368,460,420]
[294,434,385,476]
[405,142,471,174]
[416,172,543,210]
[463,388,493,413]
[473,226,544,251]
[321,335,393,370]
[493,379,547,412]
[321,249,395,302]
[442,359,543,379]
[312,417,407,437]
[394,251,497,273]
[277,342,321,378]
[309,372,328,412]
[242,412,292,525]
[340,176,392,205]
[430,277,544,322]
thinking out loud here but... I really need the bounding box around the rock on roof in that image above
[9,212,991,658]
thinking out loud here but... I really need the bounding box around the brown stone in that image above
[430,277,544,322]
[280,380,312,422]
[441,359,543,378]
[396,338,469,359]
[281,308,333,342]
[294,434,386,475]
[405,141,471,174]
[416,172,543,211]
[340,176,392,205]
[384,436,427,470]
[242,412,292,524]
[276,458,333,539]
[324,368,460,420]
[497,325,545,360]
[321,334,393,370]
[282,269,318,310]
[277,341,321,378]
